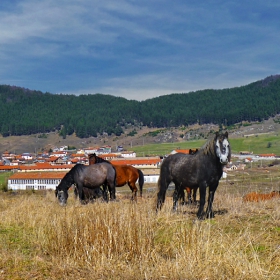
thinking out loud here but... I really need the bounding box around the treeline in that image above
[0,75,280,138]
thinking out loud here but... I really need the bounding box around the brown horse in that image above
[243,191,280,202]
[88,153,144,201]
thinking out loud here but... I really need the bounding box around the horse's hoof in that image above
[197,212,205,220]
[206,212,215,219]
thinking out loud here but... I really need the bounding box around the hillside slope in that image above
[0,75,280,139]
[1,117,279,155]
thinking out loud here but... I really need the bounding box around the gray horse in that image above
[55,163,116,206]
[156,132,231,219]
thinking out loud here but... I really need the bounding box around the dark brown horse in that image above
[157,132,231,219]
[88,153,144,201]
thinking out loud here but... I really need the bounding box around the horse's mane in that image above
[88,153,111,164]
[63,164,85,182]
[200,136,216,157]
[199,132,230,159]
[57,165,84,190]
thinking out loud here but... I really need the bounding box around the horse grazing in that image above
[243,191,280,202]
[156,131,231,219]
[88,153,144,201]
[55,163,116,206]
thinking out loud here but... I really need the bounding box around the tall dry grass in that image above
[0,176,280,279]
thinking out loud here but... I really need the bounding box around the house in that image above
[18,162,74,172]
[21,153,34,160]
[2,151,16,161]
[143,174,159,183]
[120,151,136,158]
[0,165,18,172]
[258,153,276,158]
[96,153,119,161]
[8,171,66,190]
[111,157,161,169]
[84,147,98,154]
[50,151,67,158]
[96,145,112,154]
[70,153,87,164]
[244,157,253,163]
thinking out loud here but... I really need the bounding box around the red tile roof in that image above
[259,154,275,157]
[71,153,86,157]
[111,159,160,165]
[0,165,18,171]
[19,162,74,171]
[9,172,66,180]
[94,153,118,158]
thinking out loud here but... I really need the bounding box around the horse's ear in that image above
[224,131,228,138]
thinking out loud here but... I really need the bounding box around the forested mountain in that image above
[0,75,280,138]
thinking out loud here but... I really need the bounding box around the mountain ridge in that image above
[0,74,280,141]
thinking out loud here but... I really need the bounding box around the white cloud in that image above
[0,1,279,100]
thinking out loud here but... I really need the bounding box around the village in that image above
[0,143,279,192]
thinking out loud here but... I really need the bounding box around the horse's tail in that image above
[156,166,169,211]
[137,169,144,197]
[110,165,117,200]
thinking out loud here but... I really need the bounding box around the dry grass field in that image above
[0,167,280,280]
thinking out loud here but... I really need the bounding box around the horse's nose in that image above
[220,157,228,164]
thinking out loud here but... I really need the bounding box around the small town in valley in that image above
[1,143,279,192]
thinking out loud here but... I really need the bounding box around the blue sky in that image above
[0,1,279,101]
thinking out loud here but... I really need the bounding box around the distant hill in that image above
[0,74,280,140]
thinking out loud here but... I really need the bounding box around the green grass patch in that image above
[133,133,280,156]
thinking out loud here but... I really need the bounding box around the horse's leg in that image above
[128,182,138,202]
[137,169,144,198]
[205,184,218,218]
[173,184,182,211]
[197,183,206,219]
[107,180,116,200]
[102,184,109,202]
[156,177,168,211]
[77,185,86,204]
[193,187,198,204]
[179,188,186,205]
[186,187,192,204]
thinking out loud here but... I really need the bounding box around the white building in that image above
[120,151,136,158]
[8,171,65,191]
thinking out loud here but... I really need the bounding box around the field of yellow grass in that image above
[0,168,280,279]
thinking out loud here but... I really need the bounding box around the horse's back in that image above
[160,153,196,184]
[113,164,138,186]
[80,163,116,187]
[160,150,222,187]
[87,162,113,172]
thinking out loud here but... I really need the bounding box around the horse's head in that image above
[55,186,68,206]
[88,153,97,165]
[215,131,231,165]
